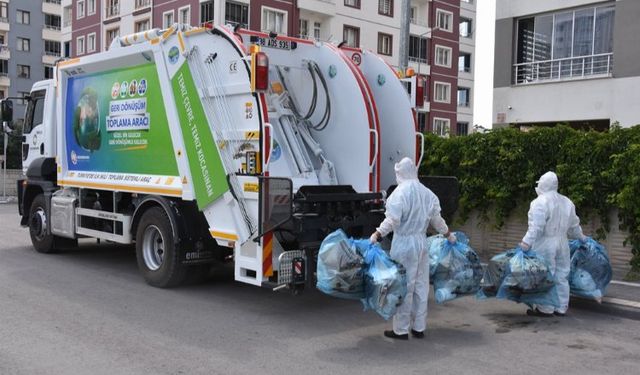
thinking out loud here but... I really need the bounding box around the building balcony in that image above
[0,17,9,32]
[43,27,62,41]
[298,0,336,17]
[43,54,60,65]
[0,74,10,88]
[0,45,9,60]
[42,0,62,15]
[513,53,613,85]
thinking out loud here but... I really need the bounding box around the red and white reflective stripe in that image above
[294,261,303,274]
[272,195,289,205]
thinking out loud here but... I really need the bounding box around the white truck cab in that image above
[21,80,56,174]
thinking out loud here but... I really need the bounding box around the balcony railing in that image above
[45,51,61,57]
[459,66,471,73]
[513,53,613,85]
[409,56,427,64]
[44,25,61,31]
[44,0,62,4]
[0,17,8,23]
[135,0,151,9]
[106,4,120,18]
[0,72,8,77]
[64,19,71,27]
[411,18,428,27]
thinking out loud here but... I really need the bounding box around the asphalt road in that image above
[1,203,639,375]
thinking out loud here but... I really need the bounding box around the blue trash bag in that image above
[494,248,559,308]
[316,229,365,300]
[428,232,483,304]
[358,242,408,320]
[568,237,612,302]
[480,250,515,298]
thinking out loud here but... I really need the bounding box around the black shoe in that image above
[554,311,566,317]
[411,330,424,339]
[384,330,409,340]
[526,308,553,318]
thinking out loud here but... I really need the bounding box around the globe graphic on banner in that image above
[73,88,101,151]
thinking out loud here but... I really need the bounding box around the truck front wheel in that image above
[135,206,187,288]
[29,194,56,253]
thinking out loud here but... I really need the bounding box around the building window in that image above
[77,0,85,19]
[417,111,428,133]
[17,10,30,25]
[135,0,151,10]
[44,14,61,30]
[17,65,30,79]
[436,9,453,32]
[262,7,287,35]
[87,0,96,15]
[434,82,451,103]
[345,0,361,9]
[44,65,54,79]
[379,0,393,17]
[0,59,7,76]
[299,19,308,38]
[314,22,322,40]
[343,25,360,48]
[0,2,7,22]
[515,5,615,84]
[76,36,85,55]
[64,41,70,57]
[457,87,470,107]
[44,40,61,56]
[63,6,72,27]
[179,6,191,25]
[17,91,31,106]
[460,17,472,38]
[87,32,96,52]
[163,10,174,29]
[105,0,120,18]
[135,19,150,33]
[226,1,249,29]
[106,28,119,49]
[435,45,452,68]
[456,122,469,136]
[433,118,450,137]
[409,35,428,63]
[17,38,31,52]
[459,52,471,72]
[200,2,214,27]
[377,33,393,56]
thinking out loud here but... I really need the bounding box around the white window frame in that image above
[178,5,191,25]
[261,6,288,35]
[299,19,308,38]
[77,35,86,55]
[77,0,86,19]
[435,45,452,68]
[377,33,393,56]
[87,0,96,16]
[87,32,96,53]
[313,21,321,40]
[434,81,451,103]
[163,10,175,29]
[106,28,119,49]
[135,18,150,33]
[433,117,451,137]
[436,9,453,32]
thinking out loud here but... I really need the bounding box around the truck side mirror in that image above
[0,99,13,124]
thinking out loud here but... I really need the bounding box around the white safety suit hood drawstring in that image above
[395,157,418,185]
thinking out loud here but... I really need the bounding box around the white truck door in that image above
[21,89,47,173]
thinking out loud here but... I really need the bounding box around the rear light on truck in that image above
[416,75,425,108]
[250,45,269,92]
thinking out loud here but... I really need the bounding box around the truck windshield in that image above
[23,90,46,134]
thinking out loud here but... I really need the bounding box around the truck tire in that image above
[29,194,56,253]
[135,206,187,288]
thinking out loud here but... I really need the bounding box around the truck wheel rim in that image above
[31,208,47,241]
[142,225,165,271]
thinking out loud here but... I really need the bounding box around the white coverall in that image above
[521,172,585,315]
[375,158,450,335]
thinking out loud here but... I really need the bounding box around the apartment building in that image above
[0,0,62,120]
[493,0,640,129]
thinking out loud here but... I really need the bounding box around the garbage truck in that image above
[3,24,426,292]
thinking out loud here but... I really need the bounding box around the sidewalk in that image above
[601,280,640,309]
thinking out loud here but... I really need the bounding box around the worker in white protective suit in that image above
[370,157,455,340]
[520,171,587,317]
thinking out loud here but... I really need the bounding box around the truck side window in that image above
[23,90,46,134]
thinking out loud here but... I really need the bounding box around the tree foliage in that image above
[420,125,640,273]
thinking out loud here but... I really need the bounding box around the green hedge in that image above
[419,125,640,274]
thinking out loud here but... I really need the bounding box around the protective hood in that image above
[395,157,418,185]
[535,171,558,196]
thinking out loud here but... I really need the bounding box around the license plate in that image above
[256,37,291,50]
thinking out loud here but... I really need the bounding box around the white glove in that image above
[370,232,380,244]
[580,235,589,243]
[447,232,457,244]
[520,242,530,251]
